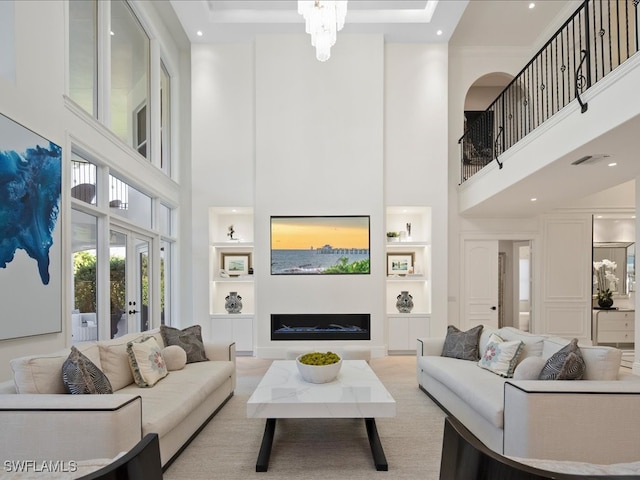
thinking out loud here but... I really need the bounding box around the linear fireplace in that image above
[271,314,370,341]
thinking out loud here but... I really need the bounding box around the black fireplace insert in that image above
[271,313,370,341]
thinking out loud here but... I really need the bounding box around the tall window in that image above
[110,0,149,158]
[68,1,174,175]
[68,0,96,115]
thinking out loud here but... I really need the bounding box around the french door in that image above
[109,227,152,338]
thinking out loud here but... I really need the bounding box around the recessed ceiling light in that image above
[196,30,203,37]
[529,3,536,9]
[436,30,443,36]
[632,215,636,219]
[596,215,603,218]
[530,198,537,202]
[110,31,115,36]
[608,162,617,167]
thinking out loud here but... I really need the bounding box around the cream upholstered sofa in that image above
[417,326,640,465]
[0,328,236,468]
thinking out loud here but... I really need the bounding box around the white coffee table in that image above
[247,359,396,472]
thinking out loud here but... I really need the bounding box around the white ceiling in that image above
[167,0,637,217]
[169,0,578,47]
[170,1,467,43]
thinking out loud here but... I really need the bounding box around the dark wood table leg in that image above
[365,418,388,471]
[256,418,276,472]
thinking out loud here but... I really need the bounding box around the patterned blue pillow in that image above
[538,338,585,380]
[62,346,113,394]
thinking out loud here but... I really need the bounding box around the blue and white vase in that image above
[396,291,414,313]
[225,292,243,314]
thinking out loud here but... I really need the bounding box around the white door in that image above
[463,240,499,330]
[109,228,152,338]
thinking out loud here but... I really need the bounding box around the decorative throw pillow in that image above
[478,333,524,378]
[62,346,113,394]
[441,325,484,361]
[513,356,548,380]
[160,325,208,364]
[127,337,168,387]
[538,338,586,380]
[162,345,187,371]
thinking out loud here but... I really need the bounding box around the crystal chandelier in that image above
[298,1,348,62]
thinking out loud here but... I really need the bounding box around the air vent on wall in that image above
[571,154,611,166]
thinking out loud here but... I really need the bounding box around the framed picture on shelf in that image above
[221,253,252,276]
[387,252,414,276]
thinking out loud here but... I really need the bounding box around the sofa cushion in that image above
[543,337,621,380]
[11,343,102,394]
[98,332,149,390]
[419,355,507,428]
[62,346,113,394]
[478,326,500,356]
[539,338,585,380]
[478,334,524,378]
[442,325,483,361]
[118,360,235,437]
[160,325,208,364]
[162,345,187,371]
[127,337,168,387]
[513,356,547,380]
[497,327,545,365]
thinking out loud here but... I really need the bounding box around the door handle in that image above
[490,306,497,311]
[128,309,139,315]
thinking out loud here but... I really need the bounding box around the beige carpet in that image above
[164,355,446,480]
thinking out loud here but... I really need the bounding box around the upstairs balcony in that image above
[458,0,640,217]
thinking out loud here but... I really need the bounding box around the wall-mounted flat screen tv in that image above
[271,216,370,275]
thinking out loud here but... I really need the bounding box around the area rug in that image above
[163,355,445,480]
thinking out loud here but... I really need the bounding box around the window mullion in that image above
[149,38,161,169]
[96,0,111,127]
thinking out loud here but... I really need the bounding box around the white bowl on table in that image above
[295,353,342,384]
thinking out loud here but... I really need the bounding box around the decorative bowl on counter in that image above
[295,352,342,384]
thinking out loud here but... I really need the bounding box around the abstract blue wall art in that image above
[0,112,62,340]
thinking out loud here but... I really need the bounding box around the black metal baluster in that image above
[624,0,631,60]
[614,0,620,71]
[633,0,638,54]
[599,0,605,80]
[545,48,549,121]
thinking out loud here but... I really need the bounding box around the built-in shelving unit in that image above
[386,206,431,353]
[209,207,255,354]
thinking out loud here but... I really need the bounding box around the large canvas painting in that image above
[0,112,62,340]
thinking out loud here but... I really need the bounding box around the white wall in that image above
[190,43,254,338]
[0,1,67,380]
[254,34,385,356]
[385,43,449,334]
[190,37,451,353]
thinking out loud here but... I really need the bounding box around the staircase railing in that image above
[459,0,639,184]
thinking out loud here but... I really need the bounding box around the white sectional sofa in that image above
[0,328,236,468]
[417,326,640,464]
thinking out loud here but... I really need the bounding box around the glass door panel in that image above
[134,236,150,332]
[72,210,98,343]
[109,230,127,338]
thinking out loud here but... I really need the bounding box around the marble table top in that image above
[247,360,396,419]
